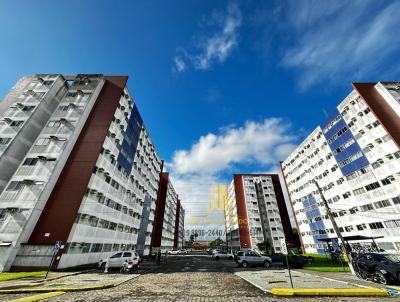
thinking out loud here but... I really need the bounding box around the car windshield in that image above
[386,254,400,263]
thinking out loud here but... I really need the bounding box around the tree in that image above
[209,238,224,249]
[186,234,195,248]
[256,239,271,254]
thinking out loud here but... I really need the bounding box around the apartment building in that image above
[281,82,400,254]
[224,174,294,252]
[174,200,185,249]
[151,172,179,251]
[0,74,163,271]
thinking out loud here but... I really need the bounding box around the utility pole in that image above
[313,179,355,274]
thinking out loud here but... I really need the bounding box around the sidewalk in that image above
[0,259,159,294]
[235,269,363,293]
[296,269,387,288]
[234,269,398,297]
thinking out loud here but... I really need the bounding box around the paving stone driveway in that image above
[42,256,395,302]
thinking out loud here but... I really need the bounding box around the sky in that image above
[1,0,400,225]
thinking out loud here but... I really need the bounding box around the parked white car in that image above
[98,251,140,270]
[168,249,188,255]
[212,251,234,260]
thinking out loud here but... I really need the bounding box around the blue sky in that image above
[1,0,399,217]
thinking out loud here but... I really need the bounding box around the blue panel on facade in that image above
[320,109,340,130]
[324,117,346,140]
[321,108,369,177]
[334,142,360,162]
[117,104,144,173]
[341,156,369,176]
[328,130,353,150]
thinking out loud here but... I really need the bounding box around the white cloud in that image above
[279,0,400,90]
[252,1,400,90]
[173,56,186,73]
[167,118,298,225]
[193,3,242,70]
[173,2,242,72]
[170,118,297,175]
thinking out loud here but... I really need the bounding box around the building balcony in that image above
[0,126,21,135]
[29,140,66,155]
[0,184,43,208]
[41,125,74,136]
[13,163,53,179]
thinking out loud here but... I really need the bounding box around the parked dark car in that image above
[353,253,400,284]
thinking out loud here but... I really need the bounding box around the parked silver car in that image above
[236,250,272,268]
[212,251,234,260]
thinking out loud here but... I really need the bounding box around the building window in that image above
[35,138,50,146]
[22,158,39,166]
[361,204,374,211]
[356,224,366,231]
[22,105,35,112]
[369,222,384,229]
[6,181,24,191]
[67,92,78,97]
[58,105,70,111]
[365,182,380,191]
[9,120,24,127]
[0,138,11,145]
[90,243,103,253]
[48,121,61,128]
[374,200,391,209]
[43,80,54,86]
[393,196,400,205]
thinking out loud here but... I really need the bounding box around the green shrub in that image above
[280,255,304,268]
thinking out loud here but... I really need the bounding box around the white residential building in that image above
[281,82,400,254]
[224,174,294,253]
[0,74,163,271]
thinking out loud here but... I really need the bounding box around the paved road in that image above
[46,255,394,302]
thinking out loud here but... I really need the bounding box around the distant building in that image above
[281,82,400,254]
[174,200,185,249]
[151,172,180,252]
[0,74,164,271]
[224,174,294,252]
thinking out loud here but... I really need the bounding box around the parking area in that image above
[40,255,396,302]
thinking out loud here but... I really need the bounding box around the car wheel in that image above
[229,256,233,260]
[374,272,388,285]
[100,262,106,270]
[241,261,248,268]
[264,260,271,268]
[215,256,220,261]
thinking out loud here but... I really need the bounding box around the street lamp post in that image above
[312,179,355,274]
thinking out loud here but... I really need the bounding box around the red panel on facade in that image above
[173,199,181,249]
[28,76,128,250]
[279,162,305,251]
[151,172,169,248]
[353,82,400,148]
[233,175,252,249]
[270,174,295,246]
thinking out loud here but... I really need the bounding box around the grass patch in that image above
[0,271,45,282]
[302,253,350,272]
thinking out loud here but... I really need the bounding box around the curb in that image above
[234,272,272,293]
[0,269,96,291]
[293,269,371,289]
[8,291,65,302]
[271,288,389,297]
[0,265,157,295]
[0,283,115,294]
